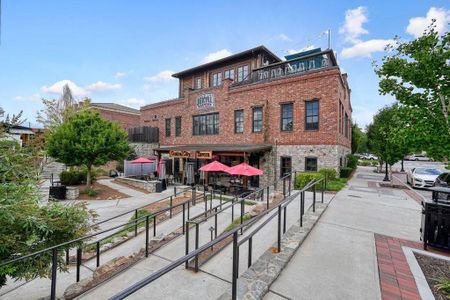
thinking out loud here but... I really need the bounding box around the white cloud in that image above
[144,70,175,82]
[341,39,394,59]
[41,80,88,97]
[406,7,450,38]
[15,93,41,101]
[278,33,293,42]
[85,81,121,91]
[339,6,369,44]
[115,70,133,79]
[287,45,316,55]
[201,49,233,64]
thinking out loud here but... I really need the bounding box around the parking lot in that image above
[391,160,447,200]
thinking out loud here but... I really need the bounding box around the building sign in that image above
[196,93,214,110]
[196,151,212,160]
[169,150,191,158]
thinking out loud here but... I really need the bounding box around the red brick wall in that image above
[141,67,351,149]
[92,108,140,131]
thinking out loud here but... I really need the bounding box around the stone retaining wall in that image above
[115,177,158,193]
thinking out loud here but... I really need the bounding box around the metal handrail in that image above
[0,187,199,268]
[187,171,297,225]
[0,172,303,300]
[91,186,191,227]
[109,177,325,300]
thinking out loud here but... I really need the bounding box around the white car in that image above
[406,167,443,188]
[405,154,432,161]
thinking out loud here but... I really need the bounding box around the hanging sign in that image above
[169,150,191,158]
[196,93,214,110]
[196,151,212,159]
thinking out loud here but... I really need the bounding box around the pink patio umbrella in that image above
[225,162,263,176]
[199,161,230,186]
[199,161,230,172]
[225,162,263,191]
[130,157,155,178]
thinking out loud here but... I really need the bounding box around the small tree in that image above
[367,105,411,180]
[351,123,367,154]
[375,21,450,160]
[0,110,92,287]
[36,84,90,131]
[46,109,132,188]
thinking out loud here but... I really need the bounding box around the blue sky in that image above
[0,0,449,128]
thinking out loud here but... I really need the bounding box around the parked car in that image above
[404,154,432,161]
[434,172,450,187]
[360,153,378,160]
[406,167,443,188]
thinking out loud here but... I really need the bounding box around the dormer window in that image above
[211,72,222,87]
[237,65,249,82]
[195,77,202,89]
[224,69,234,80]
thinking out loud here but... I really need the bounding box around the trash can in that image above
[422,187,450,251]
[49,185,67,200]
[155,181,163,193]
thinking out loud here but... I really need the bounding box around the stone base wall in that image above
[115,177,158,193]
[131,142,159,157]
[258,144,351,188]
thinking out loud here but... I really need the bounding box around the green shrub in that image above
[340,167,353,178]
[358,160,371,166]
[59,168,97,186]
[371,161,379,167]
[295,172,323,189]
[86,188,98,197]
[116,160,124,172]
[60,170,85,185]
[326,178,347,191]
[347,154,358,169]
[319,168,337,181]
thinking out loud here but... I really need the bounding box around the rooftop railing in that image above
[232,50,336,87]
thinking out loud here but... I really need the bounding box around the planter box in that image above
[66,186,80,200]
[49,185,66,200]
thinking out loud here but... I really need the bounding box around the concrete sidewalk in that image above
[265,167,422,300]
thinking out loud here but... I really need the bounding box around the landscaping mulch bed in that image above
[415,253,450,300]
[112,179,151,194]
[77,182,130,200]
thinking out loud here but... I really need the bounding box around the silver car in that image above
[406,167,443,188]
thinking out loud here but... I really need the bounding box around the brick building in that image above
[89,103,141,130]
[140,45,352,187]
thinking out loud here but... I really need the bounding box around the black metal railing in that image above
[108,176,325,300]
[0,185,200,300]
[184,171,298,271]
[127,126,159,143]
[232,50,335,87]
[1,171,326,300]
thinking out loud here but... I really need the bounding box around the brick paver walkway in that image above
[375,234,422,300]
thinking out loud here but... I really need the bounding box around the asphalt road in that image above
[391,160,447,200]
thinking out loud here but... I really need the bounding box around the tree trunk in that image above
[86,164,92,189]
[383,161,389,181]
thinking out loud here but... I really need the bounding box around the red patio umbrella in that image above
[199,161,230,172]
[225,162,263,176]
[130,157,155,177]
